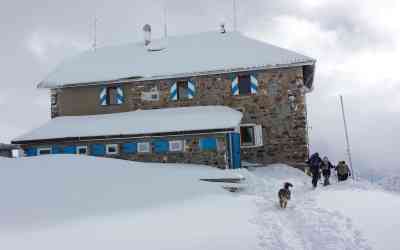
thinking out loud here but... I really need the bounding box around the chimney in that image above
[143,24,151,46]
[220,23,226,34]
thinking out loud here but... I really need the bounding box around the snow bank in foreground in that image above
[0,155,258,250]
[317,185,400,250]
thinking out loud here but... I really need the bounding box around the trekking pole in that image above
[339,95,355,181]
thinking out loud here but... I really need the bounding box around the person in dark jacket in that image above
[307,153,322,188]
[321,156,333,186]
[336,161,351,181]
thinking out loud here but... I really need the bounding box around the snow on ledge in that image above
[13,105,242,142]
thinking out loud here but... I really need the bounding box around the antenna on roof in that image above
[163,3,168,38]
[92,15,98,51]
[233,0,237,31]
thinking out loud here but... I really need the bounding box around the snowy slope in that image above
[1,156,399,249]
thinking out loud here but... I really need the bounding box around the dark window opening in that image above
[108,146,117,153]
[238,75,251,95]
[51,94,57,105]
[39,148,51,155]
[177,81,189,100]
[107,87,118,105]
[78,147,87,154]
[240,126,255,145]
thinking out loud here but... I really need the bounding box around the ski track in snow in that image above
[247,170,372,250]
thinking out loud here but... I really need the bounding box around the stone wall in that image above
[20,132,230,169]
[52,66,309,165]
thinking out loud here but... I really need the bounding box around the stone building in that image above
[12,28,316,168]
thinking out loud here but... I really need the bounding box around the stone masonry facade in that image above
[51,66,309,165]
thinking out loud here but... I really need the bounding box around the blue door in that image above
[228,133,241,169]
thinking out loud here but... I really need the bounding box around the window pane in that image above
[238,75,251,95]
[177,81,188,99]
[108,87,118,105]
[78,148,87,154]
[240,126,254,145]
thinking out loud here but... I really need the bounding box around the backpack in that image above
[337,163,349,175]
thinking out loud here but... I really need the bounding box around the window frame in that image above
[240,124,263,148]
[76,145,88,155]
[106,87,119,105]
[238,74,252,96]
[137,142,151,153]
[38,147,52,155]
[169,140,185,152]
[177,80,189,100]
[105,144,119,155]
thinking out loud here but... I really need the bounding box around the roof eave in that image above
[38,60,316,89]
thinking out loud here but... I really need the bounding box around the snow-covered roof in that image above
[13,106,242,142]
[38,31,315,88]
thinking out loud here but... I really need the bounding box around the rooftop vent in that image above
[220,23,226,34]
[142,24,151,46]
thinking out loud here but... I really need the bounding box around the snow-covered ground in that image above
[1,155,399,249]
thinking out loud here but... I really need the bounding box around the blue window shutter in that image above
[116,86,124,104]
[153,139,169,153]
[170,82,178,101]
[100,87,108,106]
[199,137,217,151]
[231,76,239,96]
[64,145,76,154]
[51,146,62,154]
[188,80,196,99]
[24,148,37,157]
[91,144,105,156]
[122,143,137,154]
[250,73,258,94]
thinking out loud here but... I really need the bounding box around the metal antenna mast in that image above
[233,0,237,31]
[339,95,355,180]
[92,16,98,51]
[163,4,168,38]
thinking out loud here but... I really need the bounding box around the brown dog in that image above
[278,182,293,208]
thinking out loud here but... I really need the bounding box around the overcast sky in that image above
[0,0,399,173]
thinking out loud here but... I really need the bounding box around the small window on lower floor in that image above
[38,147,51,155]
[106,144,119,155]
[169,140,184,152]
[137,142,150,153]
[240,124,263,147]
[76,146,88,155]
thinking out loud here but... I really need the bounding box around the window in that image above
[137,142,150,153]
[240,124,263,147]
[238,75,251,95]
[107,87,118,105]
[76,146,88,155]
[199,137,218,151]
[51,94,57,106]
[177,81,189,100]
[100,86,124,106]
[38,147,51,155]
[105,144,119,155]
[169,140,184,152]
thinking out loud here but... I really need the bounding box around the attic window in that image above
[238,75,251,95]
[177,81,189,100]
[107,87,118,105]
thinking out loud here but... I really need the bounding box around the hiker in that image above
[307,152,322,188]
[336,161,351,181]
[321,156,333,186]
[278,182,293,209]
